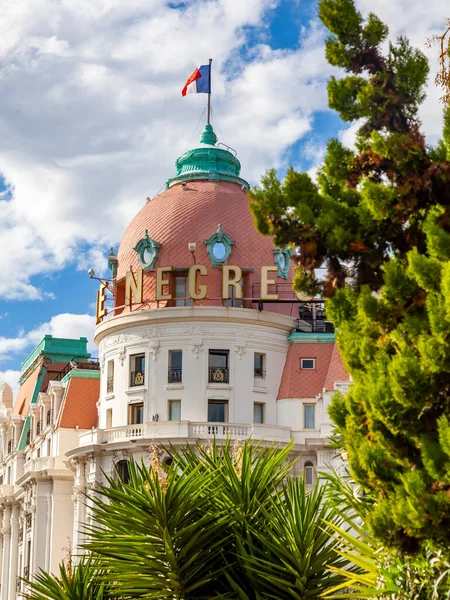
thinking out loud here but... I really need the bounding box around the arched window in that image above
[304,461,314,486]
[115,460,130,485]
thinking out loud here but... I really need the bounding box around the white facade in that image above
[0,122,351,598]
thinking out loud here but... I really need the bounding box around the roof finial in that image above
[200,123,218,146]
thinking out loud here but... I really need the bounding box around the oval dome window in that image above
[143,247,154,266]
[212,241,226,261]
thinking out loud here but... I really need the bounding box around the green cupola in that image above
[166,123,249,190]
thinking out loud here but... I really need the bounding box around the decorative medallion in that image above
[273,248,293,279]
[204,224,235,266]
[134,230,160,270]
[191,336,203,359]
[210,368,225,383]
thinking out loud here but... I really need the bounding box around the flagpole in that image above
[207,58,212,124]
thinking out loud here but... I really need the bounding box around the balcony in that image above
[107,377,114,393]
[168,368,182,384]
[208,367,229,384]
[78,421,292,446]
[46,409,54,426]
[254,371,267,389]
[24,456,59,474]
[130,371,145,387]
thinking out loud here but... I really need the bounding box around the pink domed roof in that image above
[117,180,279,279]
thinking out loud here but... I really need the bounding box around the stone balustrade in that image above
[78,421,293,446]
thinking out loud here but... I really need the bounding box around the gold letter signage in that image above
[156,266,173,301]
[125,268,143,308]
[96,282,107,324]
[188,264,207,300]
[222,265,243,300]
[261,266,279,300]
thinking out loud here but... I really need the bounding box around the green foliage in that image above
[26,556,116,599]
[250,0,450,556]
[25,441,360,599]
[320,473,450,599]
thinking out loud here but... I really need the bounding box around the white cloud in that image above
[0,0,331,299]
[0,313,96,374]
[0,0,447,300]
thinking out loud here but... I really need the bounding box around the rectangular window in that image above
[168,350,182,383]
[168,400,181,421]
[208,400,228,422]
[130,354,145,387]
[208,350,229,383]
[106,408,113,429]
[304,462,314,485]
[253,403,264,424]
[301,358,315,370]
[254,353,265,378]
[107,360,115,393]
[174,274,193,307]
[129,402,144,425]
[304,404,315,429]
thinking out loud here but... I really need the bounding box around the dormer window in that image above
[273,248,293,279]
[204,224,235,266]
[134,230,160,270]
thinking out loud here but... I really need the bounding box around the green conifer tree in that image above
[250,0,450,554]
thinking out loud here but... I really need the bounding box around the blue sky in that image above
[0,0,448,391]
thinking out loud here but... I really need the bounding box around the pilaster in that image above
[8,504,19,600]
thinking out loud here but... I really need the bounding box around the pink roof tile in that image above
[13,365,41,415]
[324,344,350,391]
[58,378,99,429]
[115,181,294,317]
[278,342,349,400]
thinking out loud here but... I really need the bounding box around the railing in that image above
[36,420,43,436]
[130,371,145,387]
[254,372,267,389]
[7,440,13,454]
[55,358,100,382]
[295,317,334,333]
[107,377,114,393]
[208,367,229,384]
[191,423,249,437]
[46,409,54,426]
[83,422,293,446]
[106,424,145,442]
[168,368,182,383]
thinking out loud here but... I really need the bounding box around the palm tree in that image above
[25,440,357,599]
[25,555,116,599]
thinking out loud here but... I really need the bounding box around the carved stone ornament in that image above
[191,336,203,359]
[118,347,127,366]
[149,339,160,361]
[234,338,246,360]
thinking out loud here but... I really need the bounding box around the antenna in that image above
[207,58,212,124]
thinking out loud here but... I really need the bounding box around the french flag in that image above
[182,65,211,96]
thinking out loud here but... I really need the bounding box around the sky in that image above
[0,0,448,395]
